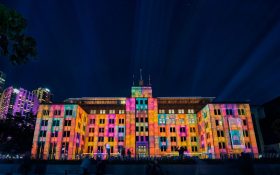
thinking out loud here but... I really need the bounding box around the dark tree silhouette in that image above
[0,113,36,154]
[0,3,37,64]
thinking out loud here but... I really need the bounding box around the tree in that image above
[0,3,37,64]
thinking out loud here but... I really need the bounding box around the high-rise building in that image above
[33,87,53,103]
[0,86,39,119]
[0,71,6,96]
[31,79,258,160]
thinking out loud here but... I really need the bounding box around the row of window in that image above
[42,109,73,116]
[214,109,246,116]
[90,110,125,114]
[158,109,195,114]
[136,118,148,123]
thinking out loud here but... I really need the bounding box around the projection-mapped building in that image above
[31,78,258,160]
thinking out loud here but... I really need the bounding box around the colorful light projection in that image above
[228,117,245,149]
[31,101,258,160]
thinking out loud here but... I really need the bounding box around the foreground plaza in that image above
[31,79,258,160]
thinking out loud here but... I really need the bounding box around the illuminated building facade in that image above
[0,71,6,96]
[0,86,39,119]
[33,87,53,103]
[31,82,258,159]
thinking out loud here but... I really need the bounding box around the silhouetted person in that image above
[176,147,185,159]
[105,143,110,159]
[96,160,106,175]
[127,149,131,158]
[80,155,90,175]
[19,152,31,175]
[121,148,126,159]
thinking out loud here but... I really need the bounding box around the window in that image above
[118,136,124,142]
[215,120,219,126]
[214,109,221,115]
[119,118,125,124]
[109,119,115,124]
[238,109,245,115]
[136,127,139,132]
[100,110,106,114]
[42,110,49,116]
[190,127,196,133]
[243,119,247,126]
[99,128,104,133]
[140,126,144,132]
[41,120,48,126]
[158,109,165,114]
[88,137,94,142]
[145,118,148,122]
[188,109,194,114]
[89,119,95,124]
[145,126,148,132]
[65,110,73,116]
[171,146,177,152]
[99,119,105,124]
[181,136,186,142]
[108,137,114,142]
[52,120,60,126]
[168,109,175,114]
[159,118,165,124]
[63,131,70,137]
[160,127,166,132]
[109,110,115,114]
[140,136,144,141]
[88,146,93,153]
[146,136,149,141]
[140,118,143,122]
[245,142,251,149]
[170,137,176,142]
[51,131,58,137]
[54,110,61,115]
[109,127,114,133]
[243,130,249,137]
[191,137,197,142]
[118,127,124,133]
[218,142,226,149]
[226,109,233,115]
[98,137,104,142]
[90,110,96,114]
[180,127,186,133]
[119,110,125,114]
[170,127,176,132]
[178,109,184,114]
[39,130,47,137]
[64,120,71,126]
[160,137,167,142]
[217,130,224,137]
[89,127,94,133]
[136,118,139,122]
[191,146,198,152]
[98,146,103,153]
[160,146,167,152]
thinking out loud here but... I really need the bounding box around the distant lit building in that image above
[31,79,258,160]
[0,71,6,96]
[0,86,39,119]
[33,87,53,103]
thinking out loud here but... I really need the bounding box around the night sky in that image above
[1,0,280,104]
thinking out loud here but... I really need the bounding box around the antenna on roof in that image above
[140,68,143,81]
[139,68,144,86]
[132,74,135,86]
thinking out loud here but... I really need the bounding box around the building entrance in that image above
[136,145,148,157]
